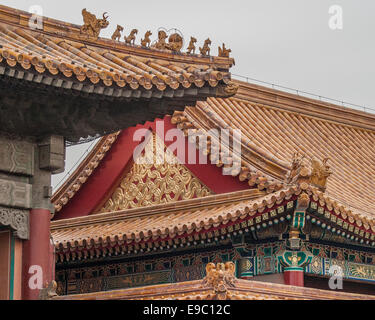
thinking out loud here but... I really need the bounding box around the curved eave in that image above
[52,185,375,263]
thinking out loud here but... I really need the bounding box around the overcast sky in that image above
[3,1,374,189]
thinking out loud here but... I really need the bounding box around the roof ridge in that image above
[0,5,235,68]
[233,79,375,131]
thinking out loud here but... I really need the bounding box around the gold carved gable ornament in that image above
[98,133,212,213]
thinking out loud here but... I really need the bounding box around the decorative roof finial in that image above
[111,25,123,41]
[202,262,236,300]
[285,153,333,192]
[80,9,109,39]
[141,30,152,47]
[218,43,231,57]
[167,33,183,52]
[153,30,168,49]
[199,38,211,56]
[125,29,138,45]
[152,29,183,52]
[186,37,197,54]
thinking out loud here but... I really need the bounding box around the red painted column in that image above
[284,268,304,287]
[22,209,52,300]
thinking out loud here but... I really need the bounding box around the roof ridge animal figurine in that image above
[80,9,109,39]
[152,30,168,50]
[186,36,197,54]
[310,157,332,191]
[199,38,211,56]
[141,30,152,47]
[166,33,183,52]
[111,25,123,41]
[125,29,138,45]
[218,43,231,57]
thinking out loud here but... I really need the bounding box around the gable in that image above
[53,117,249,220]
[96,133,212,213]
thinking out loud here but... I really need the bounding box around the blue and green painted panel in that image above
[306,256,375,283]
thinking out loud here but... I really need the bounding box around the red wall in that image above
[55,116,249,220]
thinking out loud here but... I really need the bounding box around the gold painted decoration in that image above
[125,29,138,45]
[199,38,212,56]
[111,25,124,41]
[98,134,212,213]
[218,43,231,57]
[80,9,109,39]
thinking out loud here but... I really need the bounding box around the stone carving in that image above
[199,38,211,56]
[111,25,123,41]
[218,43,231,57]
[0,206,29,239]
[285,152,333,192]
[125,29,138,45]
[141,31,152,47]
[202,262,236,300]
[186,37,197,54]
[38,135,65,174]
[80,9,109,39]
[0,136,34,176]
[0,178,32,209]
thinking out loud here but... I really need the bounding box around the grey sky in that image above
[3,1,373,189]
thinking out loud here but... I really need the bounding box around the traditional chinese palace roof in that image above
[0,5,235,142]
[46,11,375,298]
[49,78,375,303]
[52,79,375,228]
[172,81,375,219]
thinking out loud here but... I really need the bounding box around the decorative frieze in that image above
[0,136,34,176]
[0,205,29,239]
[0,178,32,209]
[306,256,375,283]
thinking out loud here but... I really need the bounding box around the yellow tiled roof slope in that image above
[175,80,375,219]
[0,5,234,95]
